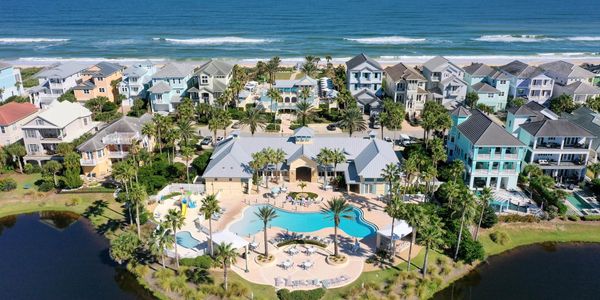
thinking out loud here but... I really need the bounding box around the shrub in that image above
[480,205,498,228]
[191,151,212,176]
[498,214,540,223]
[0,178,17,191]
[277,239,326,248]
[37,180,55,192]
[458,238,485,264]
[180,255,214,269]
[567,215,580,221]
[582,215,600,221]
[277,288,325,300]
[489,230,510,245]
[185,268,213,284]
[288,191,319,200]
[24,163,35,174]
[266,123,281,132]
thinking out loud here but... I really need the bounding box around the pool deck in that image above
[152,181,417,289]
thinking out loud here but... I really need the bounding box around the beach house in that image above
[0,102,38,146]
[0,62,24,101]
[498,60,554,104]
[505,102,593,183]
[148,62,197,113]
[346,53,383,114]
[422,56,467,108]
[447,107,525,190]
[463,63,510,111]
[261,76,319,112]
[189,60,233,105]
[73,62,124,102]
[561,107,600,162]
[119,61,157,106]
[77,114,153,178]
[383,63,429,119]
[22,101,101,164]
[202,127,399,195]
[29,62,90,108]
[540,60,600,104]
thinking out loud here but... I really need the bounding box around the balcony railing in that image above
[80,158,99,166]
[108,151,129,159]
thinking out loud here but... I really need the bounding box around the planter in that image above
[255,254,276,266]
[326,254,348,266]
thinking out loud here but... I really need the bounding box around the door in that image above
[296,167,312,182]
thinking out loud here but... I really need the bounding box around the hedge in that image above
[180,255,213,269]
[498,214,540,223]
[288,192,319,200]
[277,288,325,300]
[582,215,600,221]
[277,239,326,248]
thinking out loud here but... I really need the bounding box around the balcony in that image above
[80,158,99,166]
[534,160,586,169]
[108,151,129,159]
[472,169,518,176]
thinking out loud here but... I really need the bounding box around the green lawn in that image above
[274,72,294,80]
[19,67,42,88]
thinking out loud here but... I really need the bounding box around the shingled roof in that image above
[346,53,382,70]
[384,63,425,81]
[519,119,594,137]
[0,102,38,126]
[457,110,524,146]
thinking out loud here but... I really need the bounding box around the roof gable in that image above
[0,102,38,125]
[346,53,382,70]
[457,110,523,146]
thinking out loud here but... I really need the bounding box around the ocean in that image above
[0,0,599,62]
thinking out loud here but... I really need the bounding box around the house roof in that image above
[35,62,90,79]
[195,60,233,77]
[488,69,511,80]
[423,56,453,72]
[450,106,471,117]
[0,62,11,70]
[471,82,500,94]
[384,63,426,81]
[563,107,600,151]
[72,80,96,90]
[203,134,399,179]
[540,60,595,79]
[274,76,317,89]
[346,53,382,70]
[293,126,314,137]
[77,114,153,152]
[463,63,494,77]
[83,62,122,77]
[519,118,594,137]
[499,60,544,78]
[354,89,379,106]
[559,81,600,95]
[507,101,558,121]
[148,81,172,93]
[34,101,91,128]
[153,62,196,79]
[0,102,38,126]
[457,110,524,146]
[123,64,149,77]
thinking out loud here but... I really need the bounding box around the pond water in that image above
[0,212,155,300]
[434,243,600,299]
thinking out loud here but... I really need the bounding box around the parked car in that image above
[231,121,241,129]
[216,136,224,143]
[384,136,393,143]
[326,123,337,131]
[200,136,213,145]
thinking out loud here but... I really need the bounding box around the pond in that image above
[434,243,600,299]
[0,212,155,300]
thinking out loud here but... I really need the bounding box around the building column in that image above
[486,177,491,187]
[469,175,475,189]
[496,177,501,190]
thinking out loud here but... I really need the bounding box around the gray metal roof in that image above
[31,101,91,128]
[540,60,595,79]
[274,76,317,89]
[563,107,600,151]
[507,101,558,121]
[384,63,426,81]
[450,106,471,117]
[423,56,451,72]
[463,63,494,77]
[148,81,172,93]
[346,53,382,70]
[35,62,90,79]
[77,114,153,152]
[203,134,399,179]
[519,118,594,137]
[457,110,524,146]
[83,62,123,77]
[354,89,379,106]
[153,62,196,79]
[471,82,500,94]
[293,126,314,137]
[499,60,544,78]
[559,81,600,95]
[195,60,233,76]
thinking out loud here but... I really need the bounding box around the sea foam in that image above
[0,38,69,44]
[566,36,600,41]
[474,35,560,42]
[344,36,426,44]
[153,37,275,45]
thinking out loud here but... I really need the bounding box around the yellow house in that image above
[77,114,153,178]
[74,62,123,102]
[202,127,399,195]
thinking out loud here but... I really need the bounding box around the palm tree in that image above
[474,187,492,241]
[43,160,62,187]
[177,119,195,148]
[266,57,281,84]
[152,114,168,154]
[250,151,267,192]
[295,101,314,127]
[449,160,465,183]
[381,163,400,201]
[272,148,286,183]
[321,197,353,257]
[165,208,185,269]
[261,147,275,188]
[316,148,332,189]
[338,107,367,137]
[129,138,141,182]
[200,194,220,256]
[589,162,600,178]
[384,194,404,258]
[254,206,278,257]
[215,242,238,291]
[164,129,178,163]
[6,143,26,173]
[329,148,346,183]
[402,203,425,271]
[239,107,267,136]
[297,181,307,193]
[141,122,156,152]
[266,88,282,119]
[151,221,175,268]
[130,183,147,239]
[113,161,136,225]
[180,146,194,184]
[208,115,221,142]
[418,214,445,278]
[430,138,447,169]
[453,192,477,260]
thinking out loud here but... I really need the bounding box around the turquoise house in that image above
[0,63,23,101]
[463,63,510,111]
[148,63,196,113]
[447,107,526,190]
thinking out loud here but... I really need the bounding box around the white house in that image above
[119,60,156,106]
[28,62,90,108]
[189,60,233,105]
[346,53,383,114]
[422,56,467,108]
[498,60,554,104]
[384,63,428,119]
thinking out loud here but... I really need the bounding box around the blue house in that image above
[463,63,510,111]
[148,63,196,113]
[447,106,526,190]
[0,62,24,101]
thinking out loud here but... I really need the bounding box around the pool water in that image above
[490,200,528,213]
[566,195,593,210]
[176,231,201,248]
[228,205,377,238]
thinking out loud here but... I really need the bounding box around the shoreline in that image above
[5,53,600,69]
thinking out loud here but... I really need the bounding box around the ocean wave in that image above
[93,39,140,46]
[474,35,561,42]
[344,36,426,44]
[0,38,69,44]
[566,36,600,41]
[153,37,275,45]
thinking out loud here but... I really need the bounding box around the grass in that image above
[19,67,42,88]
[274,71,294,80]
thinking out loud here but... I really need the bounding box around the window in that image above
[130,77,138,82]
[488,93,494,98]
[374,72,380,79]
[25,129,36,138]
[83,117,88,126]
[84,89,90,94]
[353,72,359,79]
[28,144,39,153]
[500,80,506,84]
[500,92,505,96]
[97,149,104,158]
[201,76,208,84]
[132,87,139,92]
[36,119,44,125]
[0,127,4,133]
[97,77,104,81]
[121,88,127,92]
[99,88,105,93]
[373,84,378,90]
[363,73,370,79]
[354,84,359,90]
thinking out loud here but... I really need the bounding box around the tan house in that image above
[0,102,38,146]
[74,62,124,102]
[202,127,399,195]
[77,114,153,178]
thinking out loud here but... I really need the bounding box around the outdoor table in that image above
[306,246,317,255]
[282,261,292,269]
[250,242,258,249]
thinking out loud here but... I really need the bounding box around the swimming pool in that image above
[228,205,377,238]
[176,231,201,249]
[490,200,528,213]
[565,194,593,210]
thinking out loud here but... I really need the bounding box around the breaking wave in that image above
[344,36,426,44]
[153,37,275,45]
